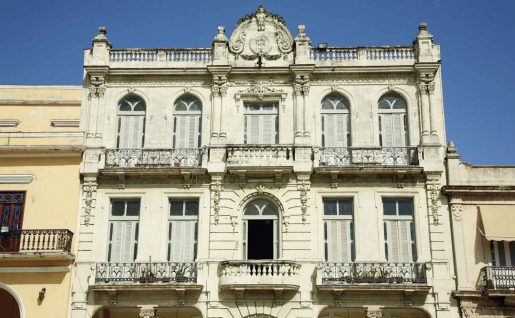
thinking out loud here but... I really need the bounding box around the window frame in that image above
[377,94,409,147]
[167,198,199,262]
[116,95,147,149]
[242,198,280,260]
[322,198,355,263]
[172,95,202,149]
[107,199,141,263]
[382,198,417,263]
[243,102,279,145]
[320,93,351,148]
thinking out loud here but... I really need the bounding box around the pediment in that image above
[229,5,293,61]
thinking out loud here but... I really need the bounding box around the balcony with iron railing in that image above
[0,229,74,263]
[317,262,429,293]
[219,260,301,292]
[91,262,203,294]
[319,147,419,167]
[103,148,205,174]
[480,266,515,296]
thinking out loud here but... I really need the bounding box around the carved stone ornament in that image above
[229,5,293,60]
[212,74,228,96]
[426,174,441,225]
[294,74,310,96]
[234,81,287,112]
[418,72,436,95]
[89,75,106,98]
[451,204,462,221]
[211,176,223,224]
[82,181,98,226]
[365,309,383,318]
[297,174,311,223]
[461,307,477,318]
[139,305,157,318]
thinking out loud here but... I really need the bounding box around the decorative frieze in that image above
[365,309,383,318]
[297,174,311,223]
[82,178,98,226]
[426,174,441,225]
[211,175,223,224]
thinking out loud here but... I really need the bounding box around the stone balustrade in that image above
[310,47,358,61]
[219,260,301,288]
[319,147,419,167]
[319,262,427,285]
[226,145,294,167]
[105,148,202,168]
[109,48,212,65]
[481,266,515,290]
[95,262,198,283]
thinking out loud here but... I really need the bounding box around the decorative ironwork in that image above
[226,145,293,166]
[320,147,418,166]
[95,262,197,283]
[481,266,515,290]
[105,148,202,168]
[0,229,73,253]
[319,262,427,284]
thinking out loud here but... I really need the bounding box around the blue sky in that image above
[1,0,513,165]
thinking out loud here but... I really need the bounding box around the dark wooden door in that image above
[0,192,26,252]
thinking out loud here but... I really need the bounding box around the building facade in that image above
[445,142,515,318]
[0,85,83,317]
[72,6,458,318]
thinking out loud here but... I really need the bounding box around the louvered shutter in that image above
[175,116,188,148]
[118,116,132,148]
[169,221,196,262]
[392,114,405,147]
[245,115,260,144]
[385,220,413,263]
[186,116,200,148]
[380,114,394,147]
[261,115,276,144]
[118,116,144,149]
[109,221,138,263]
[326,220,352,262]
[323,114,348,147]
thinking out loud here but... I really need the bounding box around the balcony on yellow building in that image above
[480,266,515,297]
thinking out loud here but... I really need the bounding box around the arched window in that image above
[243,199,279,260]
[116,95,146,149]
[378,94,409,147]
[321,93,351,147]
[173,95,202,148]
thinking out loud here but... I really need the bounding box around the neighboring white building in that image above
[72,6,458,318]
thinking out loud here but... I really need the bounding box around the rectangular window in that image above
[168,199,199,262]
[323,199,354,262]
[108,199,140,263]
[379,113,407,147]
[117,115,146,149]
[490,241,515,267]
[244,103,279,144]
[0,192,26,252]
[383,198,416,263]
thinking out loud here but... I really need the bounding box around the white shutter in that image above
[261,115,276,144]
[398,220,412,262]
[169,221,196,262]
[109,221,137,263]
[186,116,200,148]
[118,116,132,148]
[118,116,144,149]
[385,221,399,262]
[326,220,352,262]
[380,114,394,147]
[175,116,188,148]
[323,114,348,147]
[392,114,404,147]
[245,115,260,144]
[385,220,412,263]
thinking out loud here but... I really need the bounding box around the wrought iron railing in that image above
[481,266,515,290]
[105,148,202,168]
[319,262,427,284]
[0,229,73,253]
[319,147,418,166]
[226,145,294,166]
[95,262,198,283]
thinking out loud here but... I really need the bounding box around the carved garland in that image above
[297,174,311,223]
[89,75,106,98]
[82,181,98,226]
[234,81,287,112]
[211,176,223,224]
[426,174,441,225]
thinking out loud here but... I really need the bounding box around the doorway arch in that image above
[0,283,22,318]
[243,198,280,260]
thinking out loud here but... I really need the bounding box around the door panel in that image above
[0,192,25,252]
[247,220,274,260]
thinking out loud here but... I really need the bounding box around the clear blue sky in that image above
[1,0,513,165]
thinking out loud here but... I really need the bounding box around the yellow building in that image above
[0,85,83,318]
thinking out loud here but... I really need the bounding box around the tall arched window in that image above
[243,199,279,260]
[173,95,202,148]
[116,95,146,149]
[321,93,351,147]
[378,94,409,147]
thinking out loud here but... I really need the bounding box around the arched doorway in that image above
[243,198,279,260]
[0,287,21,318]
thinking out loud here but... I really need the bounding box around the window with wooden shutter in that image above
[378,94,408,147]
[321,94,351,147]
[116,96,146,149]
[383,198,416,263]
[168,199,198,262]
[173,95,202,149]
[244,103,278,144]
[490,241,515,267]
[108,200,140,263]
[323,199,354,262]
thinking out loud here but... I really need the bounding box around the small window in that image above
[383,198,416,263]
[107,199,140,262]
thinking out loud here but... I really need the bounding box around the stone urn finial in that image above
[92,25,111,47]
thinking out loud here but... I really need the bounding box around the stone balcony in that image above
[317,262,430,294]
[219,260,301,293]
[480,266,515,297]
[90,262,203,297]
